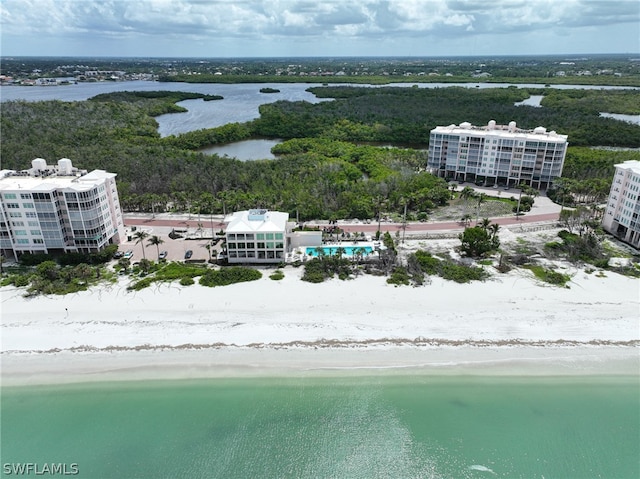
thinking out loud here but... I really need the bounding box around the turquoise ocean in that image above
[2,375,638,479]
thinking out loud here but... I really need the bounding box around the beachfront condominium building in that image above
[602,160,640,249]
[225,209,291,263]
[0,158,125,260]
[427,121,568,190]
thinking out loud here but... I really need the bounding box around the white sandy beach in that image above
[2,247,639,385]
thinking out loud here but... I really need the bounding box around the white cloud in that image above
[0,0,637,56]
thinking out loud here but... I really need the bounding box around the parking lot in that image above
[118,225,223,263]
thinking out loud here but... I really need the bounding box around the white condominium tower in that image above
[427,120,568,190]
[602,160,640,249]
[0,158,125,260]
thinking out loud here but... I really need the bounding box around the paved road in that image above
[124,211,560,234]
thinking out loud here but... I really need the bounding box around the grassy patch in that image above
[524,265,571,287]
[127,261,208,290]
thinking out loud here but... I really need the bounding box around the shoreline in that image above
[2,235,638,387]
[2,345,639,386]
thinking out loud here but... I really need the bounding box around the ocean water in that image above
[2,375,638,479]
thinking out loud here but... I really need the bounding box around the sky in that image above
[1,0,639,58]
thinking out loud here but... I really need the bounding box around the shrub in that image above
[179,277,195,286]
[459,226,499,257]
[387,266,411,286]
[200,267,262,287]
[18,253,52,266]
[411,250,489,283]
[301,257,354,283]
[269,270,285,280]
[127,277,154,291]
[414,251,440,275]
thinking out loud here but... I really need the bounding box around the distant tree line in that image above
[2,86,638,221]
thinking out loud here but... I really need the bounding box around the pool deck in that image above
[288,241,380,262]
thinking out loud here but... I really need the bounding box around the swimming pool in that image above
[305,245,374,257]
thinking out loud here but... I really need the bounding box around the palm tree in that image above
[480,218,491,231]
[147,235,164,261]
[489,223,500,240]
[461,213,472,227]
[133,230,149,260]
[460,186,476,202]
[335,247,346,260]
[475,193,487,225]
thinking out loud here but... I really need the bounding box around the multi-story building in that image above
[602,160,640,249]
[427,120,568,189]
[225,209,291,263]
[0,158,125,260]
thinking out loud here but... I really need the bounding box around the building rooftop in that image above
[0,159,115,193]
[431,120,568,142]
[226,210,289,233]
[614,160,640,174]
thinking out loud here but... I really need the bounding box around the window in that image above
[266,233,274,240]
[16,239,29,244]
[256,233,265,240]
[23,203,35,209]
[11,221,25,226]
[275,233,283,240]
[30,230,41,235]
[6,203,19,209]
[4,194,17,199]
[9,212,22,218]
[34,238,44,244]
[14,230,27,236]
[26,212,37,218]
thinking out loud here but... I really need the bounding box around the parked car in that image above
[123,250,133,259]
[184,250,193,259]
[113,251,124,259]
[159,251,168,260]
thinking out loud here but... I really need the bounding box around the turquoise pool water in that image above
[306,246,374,257]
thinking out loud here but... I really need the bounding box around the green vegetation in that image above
[540,89,640,116]
[3,260,115,297]
[386,266,412,286]
[459,220,501,258]
[260,88,280,93]
[301,256,354,283]
[254,86,640,147]
[269,270,285,280]
[199,267,262,287]
[413,251,489,283]
[126,261,208,290]
[524,265,572,287]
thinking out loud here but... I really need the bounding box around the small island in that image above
[259,87,280,94]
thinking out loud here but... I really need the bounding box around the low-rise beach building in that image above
[602,160,640,249]
[0,158,125,260]
[224,209,291,263]
[427,120,568,190]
